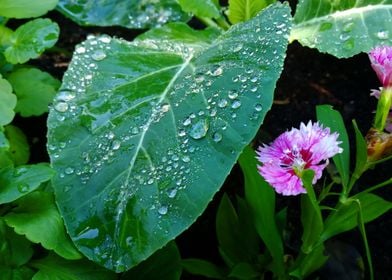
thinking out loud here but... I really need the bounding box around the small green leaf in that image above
[291,0,392,58]
[322,193,392,241]
[4,125,30,165]
[238,146,285,275]
[122,242,182,280]
[182,259,226,279]
[4,191,82,260]
[57,0,189,29]
[0,220,33,267]
[0,0,58,18]
[179,0,221,18]
[0,164,55,204]
[0,26,13,47]
[229,262,260,279]
[228,0,275,24]
[216,194,259,266]
[316,105,350,190]
[5,18,59,64]
[0,75,16,126]
[7,68,60,116]
[31,253,117,280]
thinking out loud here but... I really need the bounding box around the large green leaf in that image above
[0,0,58,19]
[7,68,60,117]
[57,0,190,29]
[4,18,59,64]
[47,3,291,271]
[0,74,16,126]
[4,191,82,260]
[292,0,392,58]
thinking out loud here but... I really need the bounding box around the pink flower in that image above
[256,121,343,196]
[369,46,392,87]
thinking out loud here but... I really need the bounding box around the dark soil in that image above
[13,6,392,280]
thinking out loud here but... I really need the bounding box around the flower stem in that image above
[374,87,392,131]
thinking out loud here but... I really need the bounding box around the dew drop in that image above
[376,30,389,40]
[167,188,177,198]
[178,129,186,137]
[233,43,243,52]
[112,140,121,150]
[211,66,223,76]
[218,99,228,108]
[17,183,30,193]
[212,132,222,142]
[254,104,263,112]
[342,22,354,33]
[65,167,74,175]
[183,117,192,126]
[125,236,133,246]
[91,50,107,61]
[75,46,86,54]
[231,100,241,109]
[228,90,238,99]
[147,178,154,185]
[181,155,190,162]
[189,119,209,140]
[54,102,69,112]
[57,90,75,102]
[160,103,170,113]
[158,205,168,215]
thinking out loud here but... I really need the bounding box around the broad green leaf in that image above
[0,220,33,267]
[316,105,350,190]
[7,68,60,116]
[4,125,30,165]
[4,191,82,260]
[0,0,58,19]
[321,193,392,241]
[121,242,182,280]
[57,0,190,29]
[182,259,226,279]
[291,0,392,58]
[0,74,16,126]
[47,3,291,271]
[0,164,55,204]
[0,26,13,47]
[238,146,285,275]
[290,244,328,278]
[216,194,259,266]
[179,0,220,18]
[31,253,116,280]
[4,18,59,64]
[228,0,275,24]
[300,169,323,254]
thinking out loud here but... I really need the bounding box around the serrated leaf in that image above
[47,3,291,271]
[179,0,221,18]
[0,0,58,19]
[0,75,16,126]
[291,0,392,58]
[4,125,30,165]
[0,164,55,204]
[4,18,59,64]
[7,68,60,116]
[31,253,116,280]
[228,0,275,24]
[4,191,82,260]
[57,0,190,29]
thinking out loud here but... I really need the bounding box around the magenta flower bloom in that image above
[256,121,342,196]
[369,46,392,87]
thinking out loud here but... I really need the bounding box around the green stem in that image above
[197,16,220,30]
[374,87,392,131]
[354,199,374,280]
[215,16,230,30]
[361,177,392,194]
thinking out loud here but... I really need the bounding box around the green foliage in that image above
[3,125,30,165]
[122,242,182,280]
[0,75,16,126]
[292,0,392,58]
[316,105,350,191]
[228,0,275,24]
[47,3,291,271]
[30,253,117,280]
[7,67,60,116]
[0,164,55,204]
[238,146,284,276]
[179,0,221,18]
[182,259,226,279]
[4,18,59,64]
[0,0,58,19]
[57,0,190,29]
[4,191,82,260]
